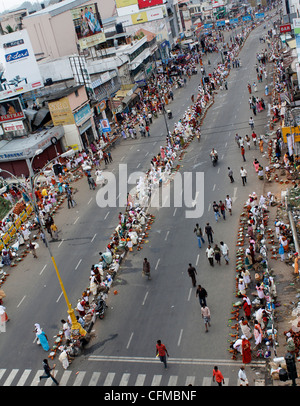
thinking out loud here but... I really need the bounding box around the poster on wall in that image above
[0,98,25,123]
[71,3,106,49]
[0,29,43,100]
[138,0,163,9]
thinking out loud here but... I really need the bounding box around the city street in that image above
[0,17,274,387]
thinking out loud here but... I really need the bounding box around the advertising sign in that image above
[48,97,75,126]
[138,0,163,9]
[255,12,265,18]
[229,18,238,24]
[100,119,111,132]
[131,11,148,24]
[116,0,138,7]
[74,103,92,126]
[242,15,252,21]
[280,23,292,33]
[282,126,300,143]
[71,3,106,50]
[0,29,43,100]
[0,98,24,123]
[216,20,225,27]
[2,120,24,132]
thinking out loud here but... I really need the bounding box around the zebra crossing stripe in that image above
[202,377,212,386]
[73,371,86,386]
[151,375,162,386]
[103,372,115,386]
[119,373,130,386]
[3,369,18,386]
[168,375,178,386]
[89,372,101,386]
[135,374,146,386]
[185,376,195,386]
[60,370,72,386]
[0,369,6,381]
[16,369,31,386]
[31,370,43,386]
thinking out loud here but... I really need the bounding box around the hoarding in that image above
[0,98,24,123]
[48,97,75,126]
[71,3,106,49]
[116,0,138,7]
[280,23,292,33]
[0,29,43,100]
[138,0,163,9]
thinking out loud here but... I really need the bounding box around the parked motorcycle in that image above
[95,293,108,319]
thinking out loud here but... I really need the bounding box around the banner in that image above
[138,0,163,9]
[0,29,43,99]
[70,3,106,49]
[0,98,25,123]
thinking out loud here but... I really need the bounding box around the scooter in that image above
[211,154,218,167]
[95,293,108,319]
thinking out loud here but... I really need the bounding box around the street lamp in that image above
[0,151,86,336]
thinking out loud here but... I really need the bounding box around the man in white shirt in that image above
[240,167,247,186]
[225,195,232,215]
[206,245,214,267]
[220,241,229,264]
[238,366,249,386]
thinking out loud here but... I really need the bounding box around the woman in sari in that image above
[253,320,263,349]
[239,317,252,340]
[34,323,50,351]
[242,336,252,364]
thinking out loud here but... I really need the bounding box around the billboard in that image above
[0,29,43,100]
[138,0,163,9]
[116,0,138,7]
[71,3,106,49]
[48,97,75,126]
[0,98,25,123]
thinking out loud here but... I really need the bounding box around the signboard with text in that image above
[138,0,163,9]
[0,98,24,123]
[280,23,292,33]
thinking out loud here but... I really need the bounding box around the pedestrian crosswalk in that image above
[0,368,265,386]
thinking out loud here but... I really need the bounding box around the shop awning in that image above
[33,107,50,127]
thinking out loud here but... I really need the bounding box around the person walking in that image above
[213,366,225,386]
[225,195,232,215]
[40,231,47,247]
[187,263,197,287]
[205,223,214,244]
[212,201,221,222]
[206,245,214,267]
[249,117,254,130]
[228,167,234,183]
[238,366,249,386]
[142,258,151,280]
[29,240,38,259]
[214,244,221,265]
[156,340,169,369]
[39,359,59,385]
[193,223,205,248]
[201,304,211,332]
[219,201,226,220]
[240,167,247,186]
[196,285,208,307]
[241,145,246,162]
[220,241,229,265]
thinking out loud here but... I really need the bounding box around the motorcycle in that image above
[95,293,108,319]
[211,154,218,167]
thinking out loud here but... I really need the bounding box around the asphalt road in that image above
[0,15,277,387]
